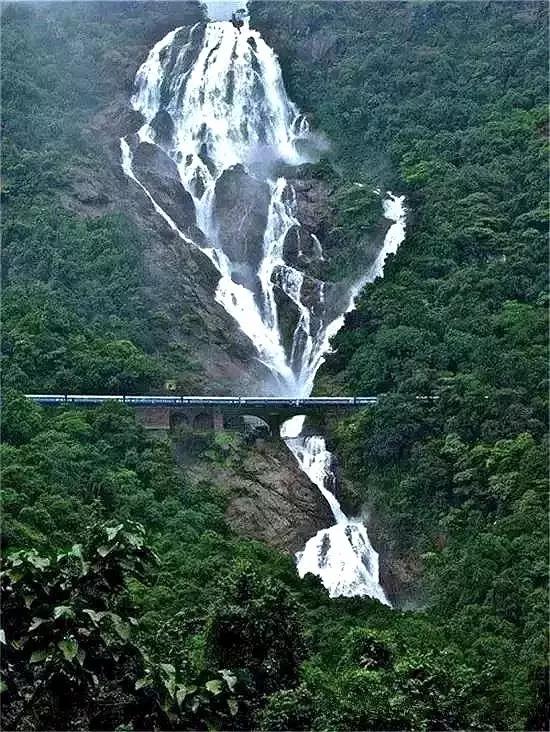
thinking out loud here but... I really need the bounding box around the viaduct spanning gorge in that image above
[26,395,382,433]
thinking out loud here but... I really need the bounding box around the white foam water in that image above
[283,432,390,604]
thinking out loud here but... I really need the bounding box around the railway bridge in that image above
[25,395,381,435]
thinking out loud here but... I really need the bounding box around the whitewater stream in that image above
[121,13,405,603]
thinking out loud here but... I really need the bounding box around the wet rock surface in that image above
[335,473,425,608]
[132,141,197,234]
[213,164,271,278]
[66,91,266,395]
[290,177,333,242]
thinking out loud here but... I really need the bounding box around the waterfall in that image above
[121,16,406,602]
[283,432,390,604]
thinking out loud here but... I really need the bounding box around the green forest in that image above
[1,2,548,730]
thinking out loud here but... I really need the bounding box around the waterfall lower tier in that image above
[121,16,407,602]
[284,433,390,604]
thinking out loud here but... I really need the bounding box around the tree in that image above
[1,521,161,730]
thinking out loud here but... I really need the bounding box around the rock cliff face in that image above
[131,141,199,237]
[213,165,271,289]
[367,509,425,609]
[174,431,333,553]
[332,464,424,608]
[224,441,332,553]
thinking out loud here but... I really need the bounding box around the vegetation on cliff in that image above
[1,2,205,395]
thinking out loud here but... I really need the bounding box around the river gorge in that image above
[120,11,405,602]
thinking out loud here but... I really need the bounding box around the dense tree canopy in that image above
[1,1,205,394]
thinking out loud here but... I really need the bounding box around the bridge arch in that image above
[224,414,245,431]
[193,412,214,430]
[170,412,192,430]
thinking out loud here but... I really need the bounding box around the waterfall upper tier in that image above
[132,21,310,183]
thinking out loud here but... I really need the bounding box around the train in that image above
[24,395,381,407]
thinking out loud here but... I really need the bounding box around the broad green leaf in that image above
[82,608,105,624]
[97,545,111,558]
[220,669,237,692]
[64,544,89,573]
[176,685,190,706]
[113,618,130,640]
[29,617,48,631]
[0,680,7,693]
[7,569,24,582]
[30,649,48,663]
[164,675,176,698]
[160,663,176,698]
[106,524,124,541]
[228,698,238,716]
[27,554,50,570]
[58,638,78,662]
[54,605,74,620]
[125,532,143,548]
[135,677,150,690]
[205,679,222,695]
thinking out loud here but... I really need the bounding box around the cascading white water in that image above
[283,432,390,604]
[126,18,322,393]
[121,15,406,602]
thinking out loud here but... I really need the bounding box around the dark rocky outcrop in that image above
[132,141,197,234]
[271,275,301,354]
[284,169,394,285]
[213,164,271,286]
[368,509,426,610]
[282,177,332,280]
[334,467,425,609]
[149,110,175,146]
[290,177,333,242]
[224,442,333,553]
[282,224,324,276]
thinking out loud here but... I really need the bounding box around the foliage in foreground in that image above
[2,398,547,730]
